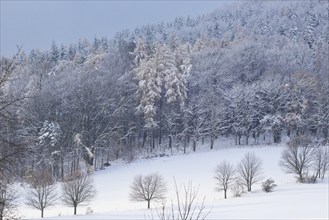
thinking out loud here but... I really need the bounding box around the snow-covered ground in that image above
[19,141,329,219]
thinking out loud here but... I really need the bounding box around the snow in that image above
[19,141,329,219]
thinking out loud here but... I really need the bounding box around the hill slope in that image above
[20,141,328,219]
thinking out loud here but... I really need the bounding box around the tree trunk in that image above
[183,135,187,154]
[107,149,110,163]
[169,136,172,149]
[147,200,150,209]
[273,129,281,143]
[74,205,77,215]
[247,181,251,192]
[324,127,328,144]
[152,134,155,150]
[193,140,196,152]
[159,95,163,145]
[76,155,80,173]
[60,153,64,179]
[41,209,44,218]
[93,148,97,170]
[224,190,227,199]
[298,172,304,182]
[71,160,74,176]
[101,150,104,170]
[148,130,152,152]
[142,130,147,148]
[210,136,214,149]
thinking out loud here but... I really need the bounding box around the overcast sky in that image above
[0,0,232,57]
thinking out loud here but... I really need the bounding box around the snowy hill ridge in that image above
[20,141,329,219]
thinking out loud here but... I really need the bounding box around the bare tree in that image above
[156,180,210,220]
[314,147,329,180]
[0,179,19,220]
[25,171,58,218]
[129,173,167,209]
[0,48,29,179]
[237,152,263,192]
[280,136,316,182]
[62,173,96,215]
[214,161,236,199]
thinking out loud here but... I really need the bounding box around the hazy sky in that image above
[1,0,232,57]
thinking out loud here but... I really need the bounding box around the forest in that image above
[0,0,328,182]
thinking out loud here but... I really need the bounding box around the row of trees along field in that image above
[0,1,328,182]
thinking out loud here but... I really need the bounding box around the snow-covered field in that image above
[19,141,329,219]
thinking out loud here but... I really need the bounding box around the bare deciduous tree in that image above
[25,171,58,218]
[237,152,263,192]
[62,173,96,215]
[129,173,167,209]
[214,161,236,199]
[156,180,210,220]
[0,48,29,179]
[279,136,316,182]
[0,50,26,220]
[314,147,329,180]
[0,179,19,220]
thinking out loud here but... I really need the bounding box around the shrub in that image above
[86,207,93,215]
[231,181,244,197]
[261,178,277,192]
[303,174,317,184]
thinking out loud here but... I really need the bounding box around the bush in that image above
[231,181,244,197]
[261,178,277,192]
[303,174,317,184]
[86,207,93,215]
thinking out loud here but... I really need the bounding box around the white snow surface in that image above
[19,141,329,219]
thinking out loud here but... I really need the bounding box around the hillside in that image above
[1,0,328,179]
[1,1,328,219]
[19,140,329,219]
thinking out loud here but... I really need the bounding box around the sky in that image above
[0,0,232,57]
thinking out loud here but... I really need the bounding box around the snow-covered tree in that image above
[34,121,61,177]
[164,42,191,107]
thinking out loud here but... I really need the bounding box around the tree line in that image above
[0,0,328,184]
